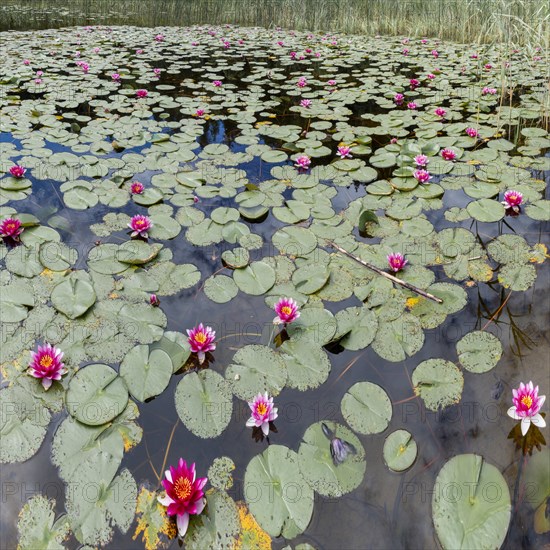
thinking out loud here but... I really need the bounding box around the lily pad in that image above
[280,340,331,391]
[244,445,314,538]
[226,345,287,400]
[383,430,417,472]
[51,271,96,319]
[466,199,505,222]
[297,422,366,497]
[432,454,511,550]
[65,363,128,426]
[175,370,232,439]
[120,345,172,402]
[456,331,502,373]
[412,359,463,411]
[341,381,392,434]
[233,261,276,295]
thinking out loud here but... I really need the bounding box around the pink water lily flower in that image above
[407,102,418,110]
[440,148,457,161]
[502,190,523,212]
[187,323,216,364]
[128,214,152,238]
[212,80,222,87]
[297,77,307,88]
[246,392,278,436]
[431,49,439,58]
[136,89,148,98]
[130,181,144,194]
[23,59,30,65]
[327,79,337,86]
[337,146,352,159]
[434,107,446,117]
[195,109,205,117]
[394,93,404,105]
[414,169,431,183]
[300,99,312,108]
[0,218,23,238]
[402,48,409,56]
[465,127,478,138]
[387,253,408,272]
[409,78,420,90]
[28,343,67,390]
[150,294,160,307]
[482,86,497,95]
[427,73,436,80]
[153,68,161,76]
[155,34,165,42]
[273,297,300,325]
[9,165,27,178]
[294,155,311,170]
[111,72,121,81]
[158,459,207,538]
[508,381,546,436]
[414,154,429,167]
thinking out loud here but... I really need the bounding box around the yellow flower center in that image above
[174,477,192,501]
[509,194,517,202]
[281,306,292,315]
[135,220,145,226]
[39,355,53,368]
[6,223,16,232]
[256,403,268,416]
[195,332,206,344]
[521,395,533,408]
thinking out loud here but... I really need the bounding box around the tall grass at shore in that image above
[1,0,548,48]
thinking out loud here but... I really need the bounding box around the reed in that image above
[0,0,547,48]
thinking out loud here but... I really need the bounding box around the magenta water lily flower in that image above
[153,68,161,76]
[465,127,478,138]
[294,155,311,170]
[23,59,30,65]
[150,294,160,307]
[508,381,546,436]
[394,93,404,105]
[387,253,408,272]
[407,102,418,110]
[409,78,420,90]
[111,72,121,81]
[434,107,446,117]
[402,48,409,56]
[300,99,312,108]
[297,77,307,88]
[427,73,436,80]
[273,297,300,325]
[136,89,148,98]
[327,79,336,86]
[130,181,144,194]
[9,165,26,178]
[502,190,523,212]
[0,218,23,238]
[187,323,216,364]
[441,148,457,161]
[212,80,222,87]
[432,49,439,58]
[414,169,431,183]
[28,343,67,390]
[128,215,152,238]
[157,459,207,538]
[482,86,497,95]
[195,109,205,117]
[155,34,165,42]
[414,154,429,167]
[246,392,278,436]
[336,146,352,159]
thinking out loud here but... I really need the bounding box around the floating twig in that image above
[328,241,443,304]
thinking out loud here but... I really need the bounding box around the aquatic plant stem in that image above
[156,419,179,489]
[328,242,443,303]
[481,290,512,330]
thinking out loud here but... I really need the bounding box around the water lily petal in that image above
[531,414,546,428]
[507,407,521,420]
[176,512,190,538]
[521,417,531,436]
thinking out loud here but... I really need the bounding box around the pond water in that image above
[0,20,549,550]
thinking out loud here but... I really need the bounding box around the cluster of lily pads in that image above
[1,21,549,550]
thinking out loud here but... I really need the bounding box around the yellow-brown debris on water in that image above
[405,297,422,310]
[233,501,271,550]
[529,243,549,264]
[133,487,175,550]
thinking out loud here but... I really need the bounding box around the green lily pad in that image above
[233,261,276,295]
[244,445,314,538]
[51,271,96,319]
[341,381,392,434]
[291,263,330,294]
[17,495,70,550]
[412,359,463,411]
[279,340,331,391]
[334,306,378,350]
[226,345,287,400]
[286,307,337,346]
[150,331,191,373]
[432,454,511,550]
[0,386,51,463]
[175,370,232,438]
[204,275,239,303]
[372,314,424,362]
[498,262,537,291]
[383,430,417,472]
[120,345,172,402]
[466,199,505,222]
[65,363,128,426]
[456,331,502,373]
[297,422,366,497]
[0,280,34,322]
[272,226,317,256]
